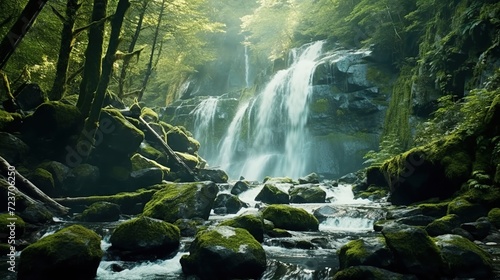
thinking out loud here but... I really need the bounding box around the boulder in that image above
[417,202,449,217]
[180,226,266,280]
[137,142,169,166]
[97,108,145,155]
[174,218,205,237]
[166,126,200,153]
[461,218,491,240]
[298,172,320,184]
[435,234,493,279]
[255,184,289,204]
[231,180,251,195]
[37,161,70,191]
[213,193,246,215]
[487,208,500,228]
[18,225,102,280]
[78,202,121,222]
[0,132,29,164]
[289,184,326,203]
[18,203,53,224]
[131,153,170,174]
[313,205,337,223]
[197,168,229,183]
[14,83,46,110]
[129,167,164,189]
[27,168,55,196]
[381,226,442,278]
[425,214,461,237]
[333,266,417,280]
[140,107,159,123]
[447,198,487,222]
[395,215,435,227]
[262,205,319,231]
[0,213,25,242]
[143,181,218,222]
[172,151,200,170]
[220,214,264,242]
[110,216,180,260]
[338,237,394,270]
[64,164,100,196]
[0,110,22,132]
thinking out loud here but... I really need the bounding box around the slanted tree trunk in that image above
[83,0,130,151]
[138,0,165,101]
[118,0,149,98]
[49,0,80,100]
[0,0,49,70]
[77,0,108,118]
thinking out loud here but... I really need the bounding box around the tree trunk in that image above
[83,0,130,150]
[0,0,49,70]
[118,0,149,98]
[49,0,80,100]
[0,156,69,215]
[77,0,108,118]
[138,0,165,101]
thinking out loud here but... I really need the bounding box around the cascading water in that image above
[245,44,250,88]
[216,41,325,180]
[190,97,219,161]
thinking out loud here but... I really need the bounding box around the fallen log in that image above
[0,156,69,215]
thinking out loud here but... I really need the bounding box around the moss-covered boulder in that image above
[381,226,442,278]
[143,181,218,222]
[64,164,100,196]
[333,265,417,280]
[180,226,266,280]
[417,202,449,217]
[18,225,102,280]
[255,183,290,204]
[168,151,200,171]
[487,208,500,228]
[447,198,487,222]
[174,218,205,237]
[37,161,70,190]
[0,110,22,132]
[198,168,229,183]
[220,214,264,242]
[267,228,292,238]
[289,184,326,203]
[425,214,461,237]
[231,180,251,195]
[78,202,121,222]
[0,132,29,164]
[213,193,246,215]
[338,237,394,270]
[131,153,170,178]
[166,126,200,153]
[97,108,144,155]
[140,107,159,123]
[110,216,180,260]
[262,205,319,231]
[27,168,55,196]
[138,142,169,166]
[298,172,320,184]
[435,234,493,279]
[0,213,25,242]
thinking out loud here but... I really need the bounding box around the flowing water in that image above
[190,97,219,161]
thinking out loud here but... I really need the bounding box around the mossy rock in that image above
[435,234,493,279]
[447,198,487,222]
[131,153,170,174]
[220,214,264,242]
[231,180,251,195]
[143,181,218,223]
[18,225,102,280]
[180,226,266,280]
[381,226,442,278]
[425,214,461,237]
[137,142,169,166]
[140,107,159,123]
[263,176,296,184]
[213,193,246,214]
[487,208,500,228]
[289,184,326,203]
[0,110,22,132]
[417,202,449,217]
[78,202,121,222]
[37,161,69,190]
[28,168,55,196]
[267,228,292,238]
[255,183,290,204]
[173,151,200,170]
[166,126,200,153]
[174,218,205,237]
[0,132,29,164]
[110,216,180,260]
[65,164,100,196]
[0,213,25,242]
[338,237,394,270]
[333,265,416,280]
[98,108,145,155]
[459,186,500,209]
[262,205,319,231]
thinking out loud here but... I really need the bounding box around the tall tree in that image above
[0,0,49,70]
[77,0,108,118]
[137,0,165,102]
[117,0,149,98]
[49,0,81,100]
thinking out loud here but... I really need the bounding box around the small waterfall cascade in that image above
[216,41,326,180]
[190,97,219,161]
[244,44,250,88]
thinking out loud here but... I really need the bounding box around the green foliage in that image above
[363,133,404,167]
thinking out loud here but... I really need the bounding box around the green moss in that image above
[262,176,295,184]
[338,239,370,269]
[417,202,450,217]
[267,228,292,238]
[18,225,102,279]
[310,98,329,113]
[131,153,170,173]
[29,168,55,195]
[262,205,319,231]
[190,226,262,255]
[447,198,486,222]
[220,214,264,242]
[110,216,180,251]
[174,151,200,169]
[78,202,120,222]
[0,213,25,240]
[488,208,500,228]
[425,214,460,236]
[140,107,159,122]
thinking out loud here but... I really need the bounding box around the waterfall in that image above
[191,97,219,160]
[216,41,325,180]
[244,45,250,88]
